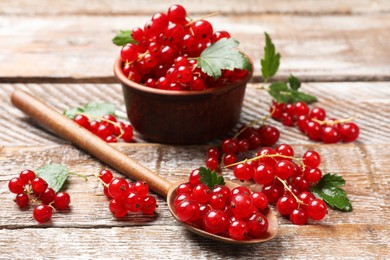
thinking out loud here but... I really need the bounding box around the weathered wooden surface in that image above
[1,82,389,146]
[2,0,389,15]
[0,14,389,81]
[1,0,390,258]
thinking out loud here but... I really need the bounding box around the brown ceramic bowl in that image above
[114,57,253,145]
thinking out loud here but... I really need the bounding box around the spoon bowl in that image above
[167,180,278,244]
[11,90,278,245]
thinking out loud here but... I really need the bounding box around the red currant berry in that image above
[290,208,308,225]
[275,144,294,159]
[174,193,192,208]
[189,168,201,186]
[237,139,250,152]
[209,193,228,210]
[302,150,321,168]
[221,138,237,154]
[142,195,157,215]
[253,163,275,185]
[258,125,280,146]
[276,195,298,215]
[322,125,341,144]
[53,192,71,210]
[33,204,53,223]
[99,169,113,184]
[133,181,149,197]
[19,169,36,185]
[248,133,262,150]
[108,178,131,200]
[175,200,200,222]
[121,124,134,142]
[192,184,211,204]
[274,160,295,180]
[247,212,269,238]
[304,168,322,183]
[231,186,251,197]
[176,182,192,195]
[233,163,255,181]
[305,121,323,141]
[228,220,248,240]
[125,192,144,212]
[205,157,219,171]
[256,147,277,168]
[251,192,268,210]
[307,199,327,220]
[262,181,284,203]
[309,107,326,121]
[191,20,213,42]
[212,186,231,201]
[120,43,139,62]
[31,178,48,194]
[297,115,309,132]
[297,191,315,208]
[339,122,359,142]
[293,101,309,117]
[131,27,144,42]
[40,188,55,205]
[8,177,25,194]
[167,4,187,23]
[230,194,253,219]
[203,209,229,234]
[281,113,294,126]
[109,198,127,215]
[210,31,231,43]
[223,153,237,167]
[15,193,29,208]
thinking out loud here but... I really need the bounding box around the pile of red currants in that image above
[98,169,157,217]
[8,170,71,223]
[118,4,249,90]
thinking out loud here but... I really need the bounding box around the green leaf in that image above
[288,75,301,90]
[199,167,225,189]
[311,173,352,212]
[35,163,69,193]
[112,30,136,46]
[290,90,318,104]
[64,102,116,120]
[196,38,252,80]
[261,32,280,82]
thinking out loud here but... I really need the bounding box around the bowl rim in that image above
[114,57,253,97]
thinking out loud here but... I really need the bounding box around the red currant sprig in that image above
[8,170,71,223]
[270,100,360,143]
[73,113,134,143]
[95,169,158,217]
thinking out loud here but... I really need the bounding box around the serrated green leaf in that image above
[199,167,225,189]
[261,32,280,82]
[112,30,136,46]
[268,82,290,104]
[288,75,301,90]
[311,173,352,212]
[64,102,116,120]
[196,38,252,80]
[35,163,69,193]
[290,90,318,104]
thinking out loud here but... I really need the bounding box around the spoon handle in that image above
[10,90,173,197]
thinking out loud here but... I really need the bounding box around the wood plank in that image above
[1,0,389,15]
[0,144,389,258]
[0,224,388,258]
[1,82,389,146]
[0,14,389,80]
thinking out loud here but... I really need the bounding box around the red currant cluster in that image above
[174,169,269,240]
[232,145,327,225]
[97,169,157,217]
[205,124,280,170]
[119,4,248,90]
[8,170,70,223]
[270,101,360,143]
[73,114,133,143]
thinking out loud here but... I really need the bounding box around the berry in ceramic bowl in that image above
[113,5,253,144]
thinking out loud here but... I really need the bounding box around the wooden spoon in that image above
[10,90,278,244]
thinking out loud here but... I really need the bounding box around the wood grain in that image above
[0,144,389,258]
[1,0,389,15]
[1,14,389,81]
[1,82,389,146]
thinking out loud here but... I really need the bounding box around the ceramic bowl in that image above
[114,58,252,145]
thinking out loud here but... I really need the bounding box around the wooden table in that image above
[1,1,389,258]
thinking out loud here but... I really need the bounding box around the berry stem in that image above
[69,172,88,181]
[92,172,109,188]
[275,176,304,205]
[185,12,219,27]
[312,116,358,126]
[224,153,303,168]
[79,112,125,137]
